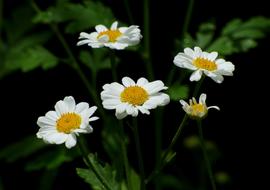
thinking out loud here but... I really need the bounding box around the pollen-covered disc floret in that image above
[173,46,235,83]
[180,93,220,119]
[36,96,99,148]
[101,77,170,119]
[77,21,142,50]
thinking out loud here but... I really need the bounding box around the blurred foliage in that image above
[1,0,270,189]
[178,16,270,56]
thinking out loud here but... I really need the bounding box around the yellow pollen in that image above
[56,113,81,134]
[120,86,149,106]
[97,29,122,42]
[191,104,207,116]
[193,58,217,71]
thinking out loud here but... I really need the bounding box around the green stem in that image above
[30,0,105,119]
[0,0,3,49]
[166,0,195,86]
[192,75,205,97]
[78,139,113,190]
[123,0,134,24]
[132,118,146,190]
[119,121,133,190]
[143,0,154,80]
[110,51,118,81]
[197,120,217,190]
[146,114,188,184]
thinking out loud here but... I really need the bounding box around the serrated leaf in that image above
[232,29,265,39]
[0,136,47,163]
[77,154,120,190]
[5,45,58,72]
[167,84,189,101]
[196,22,215,48]
[207,37,236,56]
[25,147,76,171]
[221,19,242,35]
[33,1,115,34]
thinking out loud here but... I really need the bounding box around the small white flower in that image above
[180,93,219,119]
[36,96,99,149]
[101,77,170,119]
[77,21,142,50]
[174,46,235,83]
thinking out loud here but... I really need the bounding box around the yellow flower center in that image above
[191,104,207,116]
[56,113,81,134]
[120,86,149,106]
[193,58,217,71]
[97,29,122,42]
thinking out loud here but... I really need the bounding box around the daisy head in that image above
[101,77,170,119]
[173,46,235,83]
[77,21,142,50]
[36,96,99,149]
[180,93,219,119]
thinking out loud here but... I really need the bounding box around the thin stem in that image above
[110,51,118,81]
[197,120,217,190]
[0,0,3,49]
[30,0,106,119]
[143,0,154,80]
[123,0,134,24]
[166,0,195,86]
[118,121,133,190]
[146,114,189,184]
[78,139,113,190]
[132,118,146,190]
[192,75,205,97]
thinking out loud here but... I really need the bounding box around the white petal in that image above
[143,99,158,109]
[190,70,203,81]
[89,116,99,122]
[104,42,129,50]
[217,62,235,76]
[55,100,68,116]
[45,111,58,122]
[77,39,92,46]
[137,106,150,114]
[184,47,195,58]
[194,47,202,57]
[208,106,220,111]
[98,35,109,43]
[63,96,76,112]
[126,104,135,115]
[75,102,89,113]
[102,99,121,109]
[209,74,224,83]
[207,52,218,61]
[143,80,167,95]
[137,78,149,86]
[180,100,188,107]
[173,53,197,70]
[95,25,107,32]
[122,77,136,87]
[116,111,128,120]
[116,103,127,114]
[199,93,207,104]
[37,116,56,127]
[65,134,77,149]
[119,27,128,33]
[111,21,118,30]
[84,106,97,118]
[131,108,139,117]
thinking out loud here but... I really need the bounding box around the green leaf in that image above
[0,136,47,163]
[25,147,77,171]
[33,0,115,34]
[79,49,111,73]
[196,22,216,48]
[167,84,189,101]
[232,29,265,39]
[77,154,120,190]
[207,37,236,56]
[221,19,242,35]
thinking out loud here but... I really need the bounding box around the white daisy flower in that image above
[173,47,235,83]
[180,93,219,119]
[36,96,99,149]
[77,21,142,50]
[101,77,170,119]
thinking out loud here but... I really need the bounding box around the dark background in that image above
[1,0,269,189]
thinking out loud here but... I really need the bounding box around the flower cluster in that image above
[36,21,235,149]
